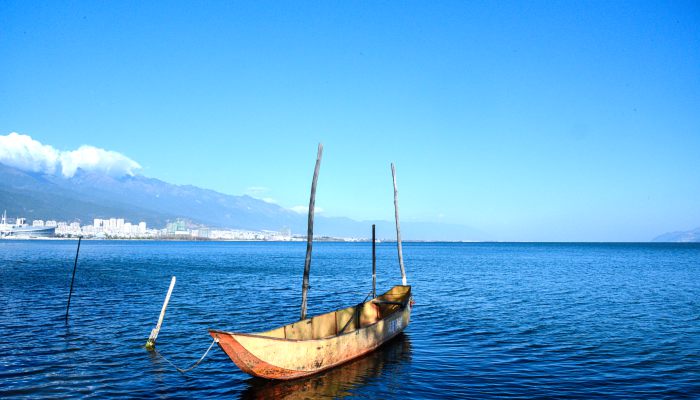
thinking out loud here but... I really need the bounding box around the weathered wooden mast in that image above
[300,143,323,320]
[391,163,407,286]
[372,224,376,298]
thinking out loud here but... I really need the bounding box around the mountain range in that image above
[0,162,483,240]
[652,228,700,243]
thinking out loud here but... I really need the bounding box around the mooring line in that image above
[154,337,218,374]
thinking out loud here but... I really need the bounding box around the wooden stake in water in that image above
[391,163,407,286]
[146,276,176,350]
[372,224,376,298]
[301,143,323,321]
[65,236,82,322]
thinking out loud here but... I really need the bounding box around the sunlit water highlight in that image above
[1,241,699,398]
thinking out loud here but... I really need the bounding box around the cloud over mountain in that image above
[290,205,324,214]
[0,132,141,178]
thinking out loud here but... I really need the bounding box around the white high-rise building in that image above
[138,222,147,233]
[94,219,102,228]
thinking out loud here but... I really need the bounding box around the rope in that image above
[154,337,218,374]
[338,290,374,335]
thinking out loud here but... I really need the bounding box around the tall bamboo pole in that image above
[300,143,323,320]
[372,224,376,298]
[391,163,407,286]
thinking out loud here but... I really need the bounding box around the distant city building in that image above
[2,212,307,242]
[166,218,188,235]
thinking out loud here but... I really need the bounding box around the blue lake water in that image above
[1,240,699,398]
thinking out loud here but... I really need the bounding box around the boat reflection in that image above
[239,333,412,399]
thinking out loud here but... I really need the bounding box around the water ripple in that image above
[1,241,699,398]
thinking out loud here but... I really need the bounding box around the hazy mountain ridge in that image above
[0,162,305,231]
[652,228,700,243]
[0,162,483,240]
[0,164,177,226]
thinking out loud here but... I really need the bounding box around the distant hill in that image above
[0,162,303,231]
[0,162,484,240]
[652,228,700,243]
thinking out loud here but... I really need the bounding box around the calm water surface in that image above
[1,241,699,398]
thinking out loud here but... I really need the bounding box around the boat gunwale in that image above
[209,286,411,343]
[211,316,411,380]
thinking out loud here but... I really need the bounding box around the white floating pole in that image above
[146,276,176,350]
[391,163,407,286]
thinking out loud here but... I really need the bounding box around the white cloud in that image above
[0,132,141,178]
[0,132,60,174]
[290,205,324,214]
[245,187,278,204]
[59,145,140,178]
[245,186,270,196]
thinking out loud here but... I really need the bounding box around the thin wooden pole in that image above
[372,224,376,298]
[300,143,323,320]
[65,236,82,322]
[391,163,407,286]
[146,276,176,350]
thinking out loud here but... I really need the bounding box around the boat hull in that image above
[1,226,56,238]
[210,288,412,380]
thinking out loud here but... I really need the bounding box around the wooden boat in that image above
[239,330,412,399]
[209,285,412,380]
[210,145,412,380]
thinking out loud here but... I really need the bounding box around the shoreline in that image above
[1,237,696,244]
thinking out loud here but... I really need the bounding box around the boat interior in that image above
[255,285,411,341]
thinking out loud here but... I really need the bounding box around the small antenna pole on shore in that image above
[391,163,407,286]
[301,143,323,321]
[65,236,82,322]
[146,276,176,350]
[372,224,376,298]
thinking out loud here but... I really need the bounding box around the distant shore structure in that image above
[0,211,56,238]
[0,211,360,242]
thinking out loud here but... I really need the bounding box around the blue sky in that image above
[1,1,699,241]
